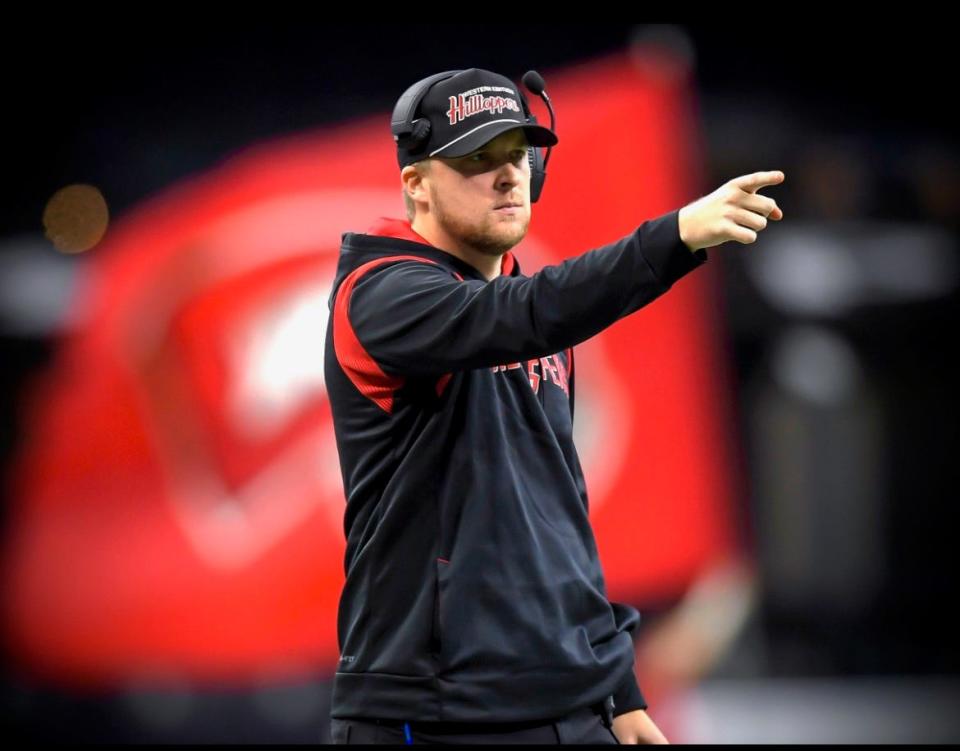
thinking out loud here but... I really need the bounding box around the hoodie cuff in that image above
[637,209,708,288]
[612,671,648,716]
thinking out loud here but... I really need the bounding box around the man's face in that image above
[424,128,532,256]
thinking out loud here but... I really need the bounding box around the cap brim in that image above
[430,121,558,159]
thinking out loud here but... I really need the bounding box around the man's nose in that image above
[495,160,525,190]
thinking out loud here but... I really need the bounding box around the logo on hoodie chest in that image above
[490,353,569,396]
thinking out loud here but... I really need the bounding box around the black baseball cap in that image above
[394,68,558,168]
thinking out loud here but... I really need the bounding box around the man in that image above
[324,68,783,744]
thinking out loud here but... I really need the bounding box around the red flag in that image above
[2,49,739,688]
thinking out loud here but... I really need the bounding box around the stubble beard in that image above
[430,184,529,257]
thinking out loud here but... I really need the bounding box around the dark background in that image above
[2,22,957,743]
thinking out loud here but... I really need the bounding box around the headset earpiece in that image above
[528,146,546,203]
[392,70,461,163]
[402,118,432,154]
[518,92,548,203]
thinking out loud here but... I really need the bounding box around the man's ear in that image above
[401,164,429,207]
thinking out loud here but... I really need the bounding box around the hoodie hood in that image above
[329,217,521,311]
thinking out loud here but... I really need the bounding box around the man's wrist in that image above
[678,204,698,254]
[611,673,648,716]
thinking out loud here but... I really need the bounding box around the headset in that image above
[391,69,556,203]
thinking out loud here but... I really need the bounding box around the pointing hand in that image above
[678,171,785,252]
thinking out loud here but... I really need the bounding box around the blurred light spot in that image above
[0,236,80,335]
[669,677,960,744]
[771,326,862,406]
[123,675,194,731]
[42,183,109,254]
[751,230,860,316]
[749,221,958,316]
[253,680,327,728]
[795,140,872,220]
[629,25,696,84]
[229,283,329,439]
[909,142,960,225]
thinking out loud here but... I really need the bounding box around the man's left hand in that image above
[611,709,669,744]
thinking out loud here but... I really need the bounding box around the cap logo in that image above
[446,86,521,126]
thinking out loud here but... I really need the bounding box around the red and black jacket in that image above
[324,212,707,722]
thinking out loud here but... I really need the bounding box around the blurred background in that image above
[2,22,958,743]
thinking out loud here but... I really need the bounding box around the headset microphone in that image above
[521,70,556,203]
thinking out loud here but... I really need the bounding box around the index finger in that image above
[732,171,786,193]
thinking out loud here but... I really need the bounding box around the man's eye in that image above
[464,150,526,165]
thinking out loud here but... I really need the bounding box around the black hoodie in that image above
[324,212,708,722]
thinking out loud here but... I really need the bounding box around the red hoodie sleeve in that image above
[346,209,706,378]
